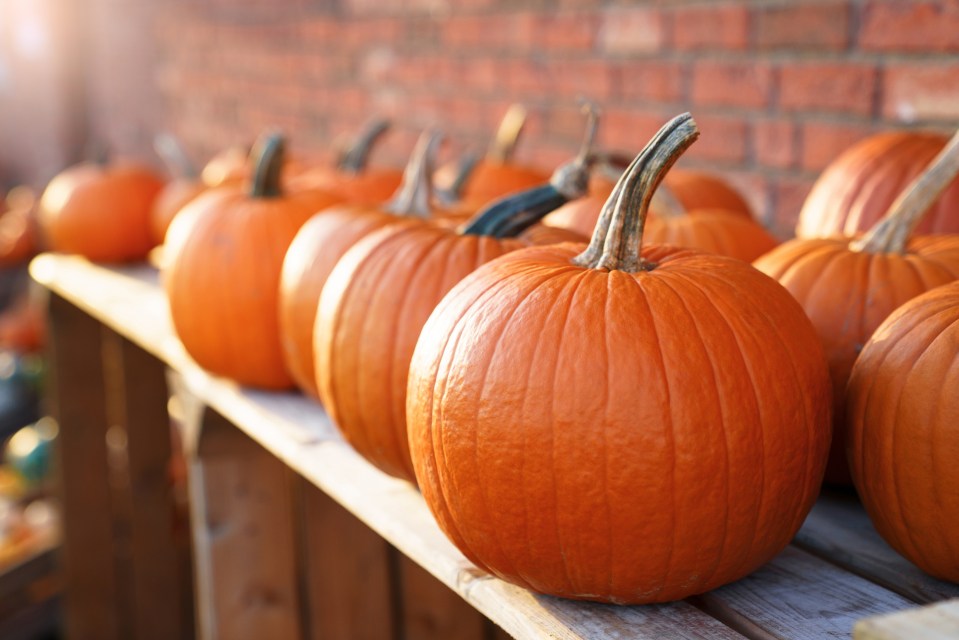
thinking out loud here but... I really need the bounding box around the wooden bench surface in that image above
[30,254,959,640]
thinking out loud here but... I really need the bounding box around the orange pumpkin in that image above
[288,119,403,205]
[150,134,206,245]
[847,281,959,582]
[38,160,164,263]
[279,130,449,397]
[797,131,959,238]
[0,187,40,266]
[200,144,249,188]
[316,111,598,481]
[164,132,342,389]
[754,130,959,485]
[642,186,778,262]
[407,113,831,604]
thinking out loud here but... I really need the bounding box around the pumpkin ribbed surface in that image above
[797,132,959,238]
[847,281,959,582]
[645,209,778,262]
[407,243,830,603]
[315,222,523,480]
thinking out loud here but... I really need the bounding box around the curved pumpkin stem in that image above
[437,151,481,204]
[337,118,391,174]
[154,133,198,179]
[851,129,959,255]
[487,103,528,164]
[573,113,699,272]
[385,129,443,219]
[460,102,599,238]
[249,132,285,199]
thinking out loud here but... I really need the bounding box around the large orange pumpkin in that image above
[797,131,959,238]
[164,132,342,389]
[38,160,164,262]
[406,113,831,604]
[279,130,449,397]
[754,130,959,485]
[846,281,959,582]
[315,116,597,481]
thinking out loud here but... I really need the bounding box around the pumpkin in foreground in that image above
[847,281,959,583]
[406,114,832,604]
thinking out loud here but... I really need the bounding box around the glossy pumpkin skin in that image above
[797,132,959,238]
[754,235,959,484]
[847,282,959,581]
[315,222,524,480]
[150,178,207,245]
[290,167,403,207]
[407,242,831,603]
[38,163,164,262]
[165,162,342,389]
[457,161,549,206]
[644,209,779,262]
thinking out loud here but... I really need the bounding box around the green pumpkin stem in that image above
[385,129,443,218]
[487,103,528,164]
[337,118,391,174]
[154,133,198,179]
[851,128,959,255]
[249,132,285,199]
[573,113,699,272]
[460,101,599,238]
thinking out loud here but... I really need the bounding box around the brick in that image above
[883,64,959,122]
[615,60,685,104]
[800,122,873,172]
[672,5,748,51]
[598,107,674,153]
[770,177,816,238]
[684,115,749,165]
[755,120,797,170]
[755,2,851,51]
[691,61,774,109]
[534,12,599,51]
[861,1,959,52]
[546,59,615,102]
[599,7,666,55]
[779,63,877,116]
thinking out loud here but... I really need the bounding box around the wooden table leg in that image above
[45,293,124,640]
[100,328,194,640]
[183,404,304,640]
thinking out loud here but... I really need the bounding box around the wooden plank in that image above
[795,491,959,605]
[855,598,959,640]
[693,546,917,640]
[295,479,394,640]
[45,292,124,640]
[186,406,304,640]
[100,328,194,640]
[396,552,487,640]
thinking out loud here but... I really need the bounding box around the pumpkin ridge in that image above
[697,267,825,577]
[599,271,614,597]
[627,272,676,599]
[651,271,734,594]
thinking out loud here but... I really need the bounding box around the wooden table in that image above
[31,253,959,640]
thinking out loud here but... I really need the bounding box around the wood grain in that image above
[795,492,959,605]
[854,598,959,640]
[397,553,487,640]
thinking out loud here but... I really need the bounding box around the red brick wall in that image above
[5,0,959,237]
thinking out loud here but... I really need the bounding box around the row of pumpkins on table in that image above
[27,103,959,604]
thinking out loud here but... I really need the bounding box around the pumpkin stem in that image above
[337,118,391,174]
[249,131,285,199]
[650,184,686,218]
[487,103,527,164]
[573,113,699,272]
[851,129,959,255]
[154,133,198,179]
[436,151,481,204]
[385,129,443,218]
[460,102,598,238]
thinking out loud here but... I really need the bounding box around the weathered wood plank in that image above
[296,479,394,640]
[45,292,124,640]
[396,552,487,640]
[854,598,959,640]
[694,546,916,640]
[186,407,304,640]
[100,329,194,640]
[795,491,959,605]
